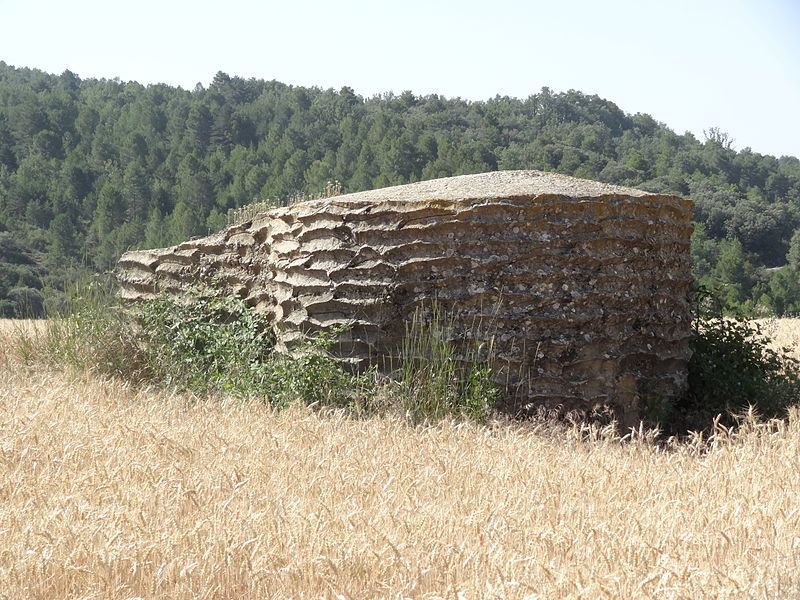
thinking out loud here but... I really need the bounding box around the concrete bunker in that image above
[117,170,694,423]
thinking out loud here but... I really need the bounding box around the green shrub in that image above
[133,287,369,407]
[46,277,800,434]
[0,298,15,318]
[678,317,800,431]
[635,285,800,434]
[136,286,275,395]
[257,327,371,409]
[136,291,498,421]
[7,286,45,318]
[26,281,499,423]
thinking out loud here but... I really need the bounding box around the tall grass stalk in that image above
[15,275,149,379]
[391,303,498,423]
[226,181,344,228]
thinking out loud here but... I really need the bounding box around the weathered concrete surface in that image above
[117,170,694,423]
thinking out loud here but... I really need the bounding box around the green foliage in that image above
[461,363,499,422]
[136,287,276,395]
[136,289,367,407]
[0,232,46,315]
[690,222,721,282]
[787,229,800,272]
[680,317,800,431]
[6,286,44,317]
[22,281,499,423]
[767,267,800,316]
[257,327,369,409]
[692,235,778,318]
[1,62,799,317]
[24,282,363,407]
[710,239,756,306]
[642,287,800,434]
[135,291,497,420]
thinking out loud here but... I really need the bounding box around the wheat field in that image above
[1,320,800,599]
[756,317,800,354]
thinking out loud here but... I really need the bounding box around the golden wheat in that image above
[756,317,800,355]
[1,321,799,599]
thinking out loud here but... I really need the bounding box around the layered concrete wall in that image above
[117,170,694,423]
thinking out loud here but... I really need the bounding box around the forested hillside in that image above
[1,62,800,316]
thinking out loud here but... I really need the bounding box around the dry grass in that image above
[0,317,42,336]
[756,317,800,355]
[1,323,800,599]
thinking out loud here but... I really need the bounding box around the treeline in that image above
[1,62,800,316]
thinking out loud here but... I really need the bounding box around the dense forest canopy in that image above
[1,61,800,316]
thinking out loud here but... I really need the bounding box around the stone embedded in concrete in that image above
[116,170,694,423]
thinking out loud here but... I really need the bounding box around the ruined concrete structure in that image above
[117,170,694,422]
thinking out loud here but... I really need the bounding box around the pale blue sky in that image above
[3,0,799,158]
